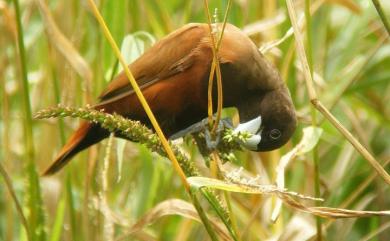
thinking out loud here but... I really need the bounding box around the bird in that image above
[43,23,297,175]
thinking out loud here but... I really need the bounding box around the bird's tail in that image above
[43,122,107,175]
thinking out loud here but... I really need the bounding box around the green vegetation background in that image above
[0,0,389,240]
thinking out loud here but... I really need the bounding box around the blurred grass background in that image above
[1,0,390,240]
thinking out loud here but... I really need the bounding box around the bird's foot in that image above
[203,118,233,150]
[170,116,233,154]
[170,117,232,141]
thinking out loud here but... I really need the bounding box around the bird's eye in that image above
[269,129,281,140]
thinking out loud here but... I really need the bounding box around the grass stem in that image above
[305,0,322,239]
[12,1,46,240]
[371,0,390,36]
[0,162,31,241]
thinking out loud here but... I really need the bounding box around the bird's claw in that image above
[204,128,219,150]
[203,118,232,150]
[170,116,233,153]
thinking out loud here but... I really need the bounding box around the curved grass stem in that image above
[204,0,232,135]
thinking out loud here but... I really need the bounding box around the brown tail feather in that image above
[43,122,108,175]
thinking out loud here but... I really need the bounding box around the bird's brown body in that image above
[44,23,296,175]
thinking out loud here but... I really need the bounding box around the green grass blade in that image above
[12,0,45,240]
[49,196,66,241]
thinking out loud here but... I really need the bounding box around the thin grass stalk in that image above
[0,162,31,241]
[203,3,240,239]
[0,52,14,241]
[223,185,241,240]
[200,188,238,240]
[83,146,99,241]
[54,53,74,239]
[371,0,390,36]
[26,163,46,241]
[66,172,78,241]
[324,35,386,115]
[305,0,322,239]
[43,14,77,237]
[49,197,65,241]
[212,0,232,134]
[85,1,220,239]
[203,0,231,134]
[142,1,165,37]
[82,171,89,240]
[339,158,390,210]
[214,60,223,134]
[155,0,173,32]
[207,60,217,125]
[285,0,317,100]
[182,0,194,24]
[286,0,390,185]
[312,132,322,237]
[312,100,390,184]
[216,0,232,50]
[101,133,115,241]
[358,221,390,241]
[322,159,390,234]
[48,44,66,144]
[50,44,78,240]
[260,1,324,55]
[202,2,226,187]
[305,0,313,73]
[12,0,46,240]
[213,151,241,240]
[204,0,218,130]
[240,200,264,240]
[52,76,66,142]
[12,0,34,159]
[108,60,119,85]
[189,190,219,241]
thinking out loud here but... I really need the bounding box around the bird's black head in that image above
[257,87,296,151]
[237,86,296,152]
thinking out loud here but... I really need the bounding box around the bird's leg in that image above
[170,117,232,141]
[170,118,209,140]
[191,117,233,166]
[170,116,233,153]
[203,118,233,150]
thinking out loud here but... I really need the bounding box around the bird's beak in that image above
[234,116,262,150]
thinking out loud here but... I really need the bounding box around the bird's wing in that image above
[95,23,209,107]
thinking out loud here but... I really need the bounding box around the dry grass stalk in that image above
[286,0,390,185]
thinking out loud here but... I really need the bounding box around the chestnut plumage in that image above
[44,23,296,175]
